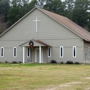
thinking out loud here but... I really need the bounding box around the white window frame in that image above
[1,47,4,57]
[60,46,64,58]
[88,47,90,58]
[48,47,51,58]
[27,47,30,57]
[13,47,17,58]
[72,46,77,58]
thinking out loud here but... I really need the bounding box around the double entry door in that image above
[26,47,43,63]
[35,48,43,63]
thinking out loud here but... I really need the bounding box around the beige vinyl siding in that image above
[46,39,84,63]
[84,41,90,63]
[48,46,83,63]
[0,47,23,63]
[0,9,80,41]
[0,36,84,63]
[0,9,85,63]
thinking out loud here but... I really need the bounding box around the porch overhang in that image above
[21,39,51,64]
[20,39,52,47]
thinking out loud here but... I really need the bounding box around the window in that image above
[48,47,51,57]
[27,48,30,57]
[13,47,17,58]
[1,47,4,57]
[60,46,64,58]
[72,46,77,58]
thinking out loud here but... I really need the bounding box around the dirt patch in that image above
[37,82,82,90]
[86,87,90,90]
[66,82,82,85]
[85,77,90,79]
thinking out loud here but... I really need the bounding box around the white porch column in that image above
[23,46,25,63]
[39,46,41,63]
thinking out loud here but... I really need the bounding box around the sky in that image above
[29,0,65,2]
[61,0,65,2]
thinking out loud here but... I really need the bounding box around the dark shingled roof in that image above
[1,7,90,42]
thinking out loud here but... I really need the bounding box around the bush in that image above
[50,60,57,63]
[19,61,22,63]
[66,60,74,64]
[5,61,8,63]
[12,61,18,64]
[60,61,64,64]
[75,62,80,64]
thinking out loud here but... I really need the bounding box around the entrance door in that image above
[35,48,43,63]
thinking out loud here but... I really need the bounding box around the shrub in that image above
[19,61,22,63]
[12,61,18,64]
[75,62,80,64]
[66,60,74,64]
[60,61,64,64]
[5,61,8,63]
[50,60,57,63]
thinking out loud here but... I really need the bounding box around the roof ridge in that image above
[38,7,66,18]
[38,8,90,41]
[0,7,90,42]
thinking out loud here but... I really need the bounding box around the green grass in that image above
[0,63,90,90]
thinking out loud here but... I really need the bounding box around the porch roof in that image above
[20,39,51,47]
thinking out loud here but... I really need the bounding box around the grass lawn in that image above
[0,63,90,90]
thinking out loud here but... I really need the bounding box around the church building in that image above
[0,7,90,63]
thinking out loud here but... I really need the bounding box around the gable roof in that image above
[0,7,90,42]
[38,8,90,42]
[20,39,51,47]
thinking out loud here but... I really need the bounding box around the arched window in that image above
[72,46,77,58]
[48,47,51,57]
[13,47,17,58]
[27,48,30,57]
[60,46,64,58]
[1,47,4,57]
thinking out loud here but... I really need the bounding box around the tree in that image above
[8,0,36,26]
[64,0,75,19]
[0,0,90,33]
[28,0,36,10]
[0,0,10,33]
[0,0,10,21]
[87,12,90,30]
[72,0,89,29]
[8,6,22,26]
[44,0,65,16]
[35,0,46,8]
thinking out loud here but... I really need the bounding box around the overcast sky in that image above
[29,0,65,2]
[61,0,65,2]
